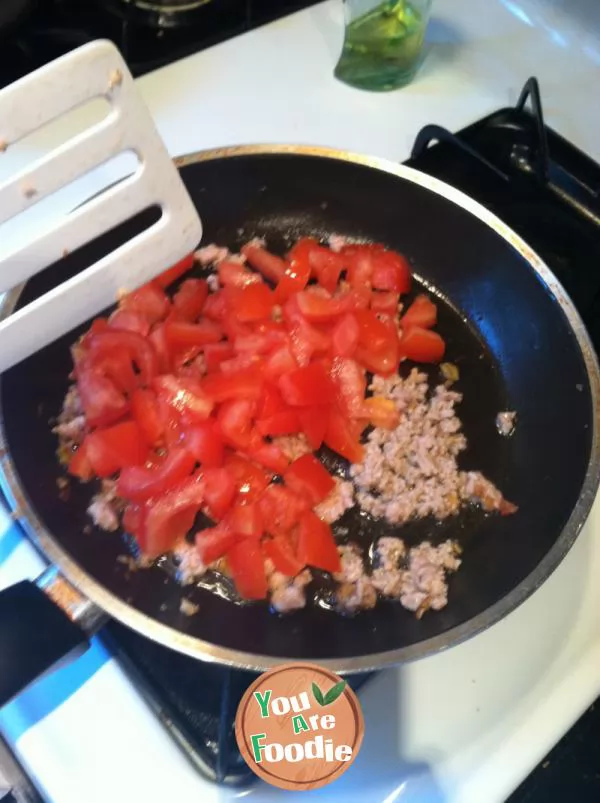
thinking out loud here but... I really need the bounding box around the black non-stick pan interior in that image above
[0,151,594,666]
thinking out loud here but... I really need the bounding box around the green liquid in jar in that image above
[334,0,427,91]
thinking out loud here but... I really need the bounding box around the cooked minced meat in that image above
[327,233,348,253]
[269,568,313,614]
[314,477,355,524]
[272,433,312,462]
[54,386,86,449]
[53,415,86,445]
[496,410,517,437]
[194,244,229,266]
[87,480,121,532]
[461,471,517,515]
[351,368,516,523]
[334,545,377,613]
[179,598,200,616]
[173,539,206,585]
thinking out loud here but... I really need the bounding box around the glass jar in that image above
[334,0,433,92]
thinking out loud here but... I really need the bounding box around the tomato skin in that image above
[130,388,163,446]
[218,260,262,288]
[85,421,148,478]
[226,501,263,539]
[297,510,341,574]
[203,467,237,520]
[203,342,235,371]
[297,405,329,450]
[278,362,336,407]
[77,367,129,429]
[284,453,335,506]
[224,454,272,503]
[227,539,268,600]
[154,375,214,423]
[108,308,151,337]
[258,484,308,538]
[255,410,300,437]
[201,366,264,403]
[137,475,205,558]
[241,244,287,283]
[401,294,437,330]
[117,447,196,502]
[87,330,158,387]
[122,281,170,325]
[400,326,446,363]
[67,442,93,481]
[164,320,222,351]
[231,283,274,322]
[172,279,209,321]
[195,522,236,564]
[331,313,359,358]
[324,408,364,464]
[184,420,224,467]
[155,253,195,288]
[263,537,304,577]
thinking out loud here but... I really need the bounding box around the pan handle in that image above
[0,567,106,708]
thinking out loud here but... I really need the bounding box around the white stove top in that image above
[1,1,600,801]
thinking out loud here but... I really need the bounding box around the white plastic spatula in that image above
[0,39,203,373]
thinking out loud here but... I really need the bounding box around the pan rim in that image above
[1,142,599,674]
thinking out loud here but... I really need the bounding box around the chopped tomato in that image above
[219,353,264,374]
[172,279,209,321]
[224,454,272,503]
[297,406,329,450]
[217,398,259,450]
[308,246,345,293]
[370,291,399,314]
[284,453,335,506]
[149,324,171,374]
[296,290,350,322]
[77,368,129,428]
[137,475,205,558]
[401,294,437,330]
[202,366,264,402]
[130,388,163,446]
[108,308,151,337]
[371,250,411,294]
[258,484,308,538]
[257,383,285,419]
[331,313,359,358]
[90,350,138,395]
[297,510,341,574]
[324,408,364,464]
[117,447,196,502]
[122,502,143,536]
[279,362,336,406]
[164,320,222,351]
[203,467,237,520]
[274,256,311,303]
[286,237,319,277]
[227,539,268,600]
[155,253,195,288]
[231,283,274,322]
[122,281,170,325]
[154,375,214,423]
[156,395,184,448]
[264,346,297,380]
[362,397,400,429]
[68,442,93,481]
[87,330,158,387]
[202,291,228,321]
[248,442,289,474]
[218,260,262,288]
[195,522,236,564]
[241,243,287,283]
[203,342,235,371]
[400,326,446,363]
[344,244,376,288]
[84,421,148,478]
[256,409,300,437]
[330,357,366,419]
[263,537,304,577]
[354,310,399,376]
[184,420,224,467]
[227,501,263,539]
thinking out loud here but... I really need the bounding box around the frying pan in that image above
[0,145,599,706]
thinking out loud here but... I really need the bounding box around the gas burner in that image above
[98,0,219,29]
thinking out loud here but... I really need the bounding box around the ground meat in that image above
[53,415,86,444]
[460,471,517,514]
[496,410,517,436]
[327,233,348,253]
[351,369,515,523]
[194,244,229,266]
[206,273,220,292]
[375,536,406,570]
[179,598,200,616]
[173,540,206,585]
[269,568,312,613]
[272,433,312,462]
[400,540,462,617]
[314,477,355,524]
[54,386,86,449]
[333,545,377,613]
[87,480,120,532]
[244,236,266,249]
